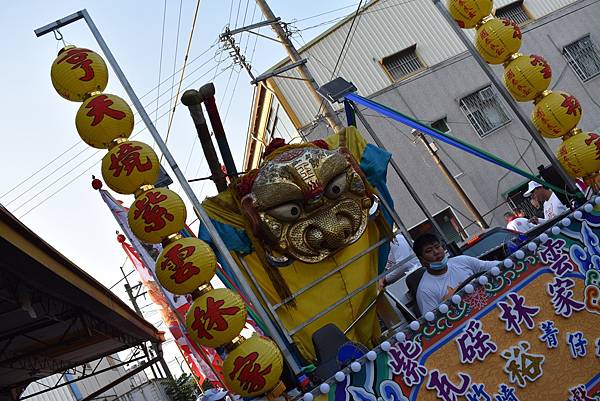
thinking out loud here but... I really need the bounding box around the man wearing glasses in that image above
[413,233,500,314]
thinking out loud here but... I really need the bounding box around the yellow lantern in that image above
[76,93,134,149]
[156,237,218,295]
[532,91,582,138]
[556,131,600,178]
[185,288,247,347]
[503,54,552,102]
[101,141,160,194]
[447,0,492,29]
[475,18,522,64]
[51,46,108,102]
[222,335,283,397]
[128,188,187,244]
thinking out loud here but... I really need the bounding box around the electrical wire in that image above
[167,0,184,124]
[3,42,219,204]
[155,0,168,126]
[17,63,234,219]
[162,0,204,158]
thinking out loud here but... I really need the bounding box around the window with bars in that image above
[563,35,600,82]
[495,1,531,25]
[459,86,511,138]
[381,45,424,82]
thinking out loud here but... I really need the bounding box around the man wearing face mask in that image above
[414,233,500,314]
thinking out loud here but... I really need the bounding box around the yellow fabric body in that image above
[202,127,382,362]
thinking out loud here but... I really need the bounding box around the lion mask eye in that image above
[324,173,347,199]
[267,202,302,222]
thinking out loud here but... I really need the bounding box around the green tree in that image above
[165,373,198,401]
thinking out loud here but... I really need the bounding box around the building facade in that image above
[245,0,600,239]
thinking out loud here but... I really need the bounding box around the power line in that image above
[17,63,234,218]
[6,45,221,207]
[3,42,220,203]
[167,0,185,128]
[162,0,205,155]
[155,0,168,126]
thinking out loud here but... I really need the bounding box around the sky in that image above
[0,0,356,379]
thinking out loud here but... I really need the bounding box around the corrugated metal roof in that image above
[266,0,578,128]
[22,375,76,401]
[271,0,467,126]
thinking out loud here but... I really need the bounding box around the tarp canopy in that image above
[0,205,163,400]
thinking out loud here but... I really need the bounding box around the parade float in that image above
[44,0,600,399]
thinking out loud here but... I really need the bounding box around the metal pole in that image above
[254,0,344,132]
[34,9,301,375]
[432,0,578,194]
[181,89,229,192]
[198,83,239,177]
[352,104,450,243]
[415,131,489,229]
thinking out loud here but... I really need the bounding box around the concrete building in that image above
[245,0,600,240]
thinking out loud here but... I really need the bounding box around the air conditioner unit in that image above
[479,87,495,101]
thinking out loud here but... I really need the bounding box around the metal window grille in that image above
[563,35,600,82]
[431,118,450,133]
[495,1,530,25]
[459,86,511,138]
[382,46,424,81]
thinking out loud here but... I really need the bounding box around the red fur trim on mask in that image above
[263,138,287,159]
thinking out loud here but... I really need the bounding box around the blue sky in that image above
[0,0,355,377]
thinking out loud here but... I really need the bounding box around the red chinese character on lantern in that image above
[85,95,127,126]
[502,19,522,40]
[530,55,551,79]
[109,143,153,177]
[584,133,600,160]
[229,352,272,394]
[160,243,200,284]
[57,48,95,81]
[561,94,581,116]
[191,297,240,340]
[133,191,174,233]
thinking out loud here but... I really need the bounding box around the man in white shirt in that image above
[523,181,568,223]
[413,234,499,314]
[504,211,535,233]
[381,233,421,287]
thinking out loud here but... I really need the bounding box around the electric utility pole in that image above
[254,0,344,132]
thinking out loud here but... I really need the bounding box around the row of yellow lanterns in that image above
[50,46,283,397]
[448,0,600,187]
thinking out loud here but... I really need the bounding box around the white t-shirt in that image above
[540,193,568,222]
[385,234,420,284]
[506,217,535,233]
[416,255,499,314]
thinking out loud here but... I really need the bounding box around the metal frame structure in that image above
[34,9,300,374]
[34,9,423,381]
[18,346,151,400]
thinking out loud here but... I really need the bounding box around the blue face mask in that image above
[429,255,448,271]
